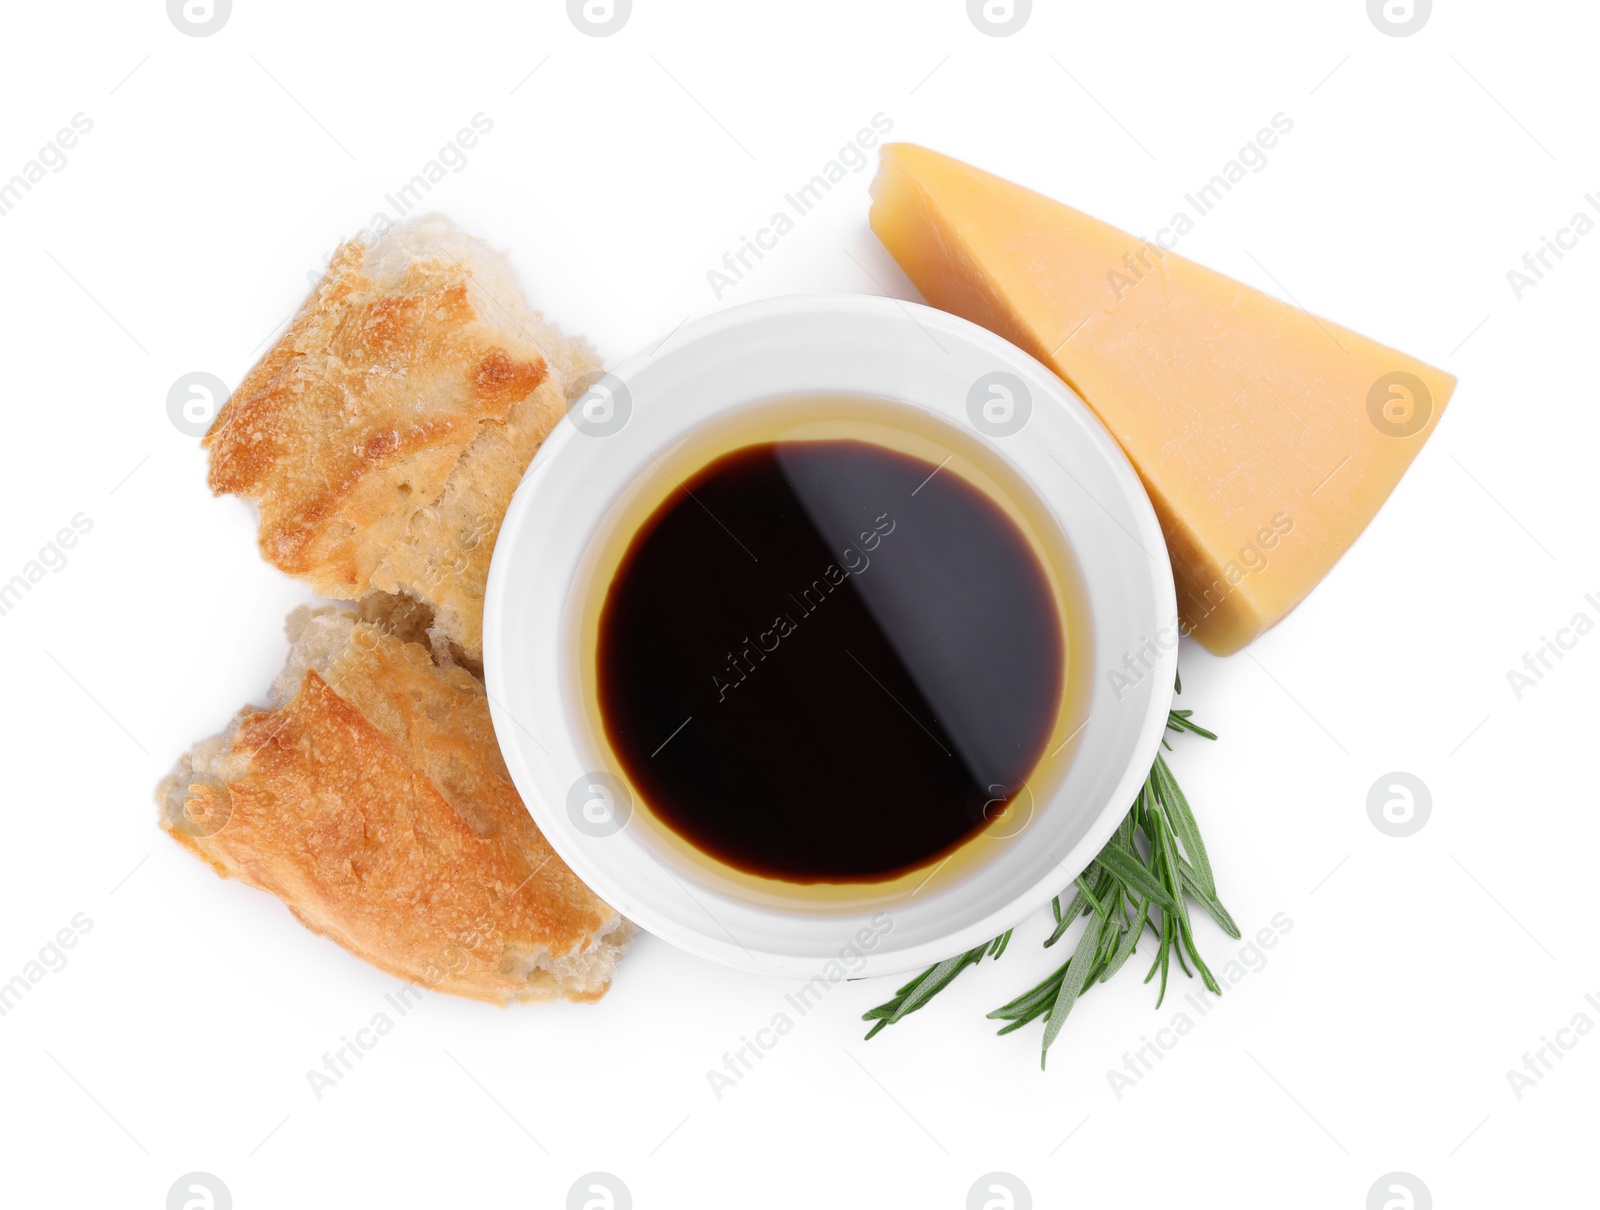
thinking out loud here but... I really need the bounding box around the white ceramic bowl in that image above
[483,294,1176,978]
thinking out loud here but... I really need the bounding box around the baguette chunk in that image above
[205,216,599,661]
[158,607,634,1004]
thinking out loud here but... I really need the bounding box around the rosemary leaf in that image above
[1180,863,1241,938]
[1075,872,1108,919]
[861,943,988,1037]
[1039,909,1106,1068]
[1152,753,1215,898]
[1099,895,1149,984]
[1093,843,1176,911]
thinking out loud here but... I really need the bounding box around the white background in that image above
[0,1,1593,1206]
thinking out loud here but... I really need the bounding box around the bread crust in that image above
[158,608,633,1004]
[205,217,597,659]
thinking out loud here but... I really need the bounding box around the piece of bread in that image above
[158,606,634,1004]
[204,215,599,662]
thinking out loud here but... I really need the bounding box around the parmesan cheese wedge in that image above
[869,143,1455,655]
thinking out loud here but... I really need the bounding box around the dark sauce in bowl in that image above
[597,439,1064,883]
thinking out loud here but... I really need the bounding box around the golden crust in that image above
[365,344,581,661]
[203,221,591,658]
[159,613,632,1004]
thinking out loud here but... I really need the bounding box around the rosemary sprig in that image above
[860,930,1011,1039]
[863,686,1238,1068]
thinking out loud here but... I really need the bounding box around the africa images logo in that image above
[568,0,631,37]
[967,371,1032,437]
[1367,772,1431,838]
[567,1172,631,1210]
[568,772,632,838]
[967,0,1031,37]
[566,371,633,438]
[967,1172,1031,1210]
[168,372,230,438]
[1367,1172,1431,1210]
[1367,0,1431,37]
[166,1173,231,1210]
[167,0,231,37]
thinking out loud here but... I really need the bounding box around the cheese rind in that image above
[869,143,1455,655]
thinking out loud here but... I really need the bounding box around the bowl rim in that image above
[483,292,1177,977]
